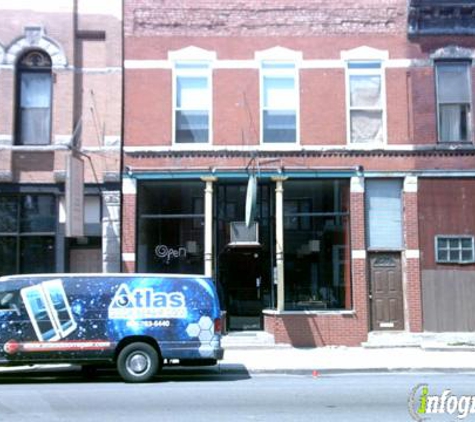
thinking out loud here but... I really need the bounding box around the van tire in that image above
[117,342,159,383]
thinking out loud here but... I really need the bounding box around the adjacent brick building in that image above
[0,1,122,275]
[122,0,475,346]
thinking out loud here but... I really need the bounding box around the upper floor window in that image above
[15,50,52,145]
[261,62,298,144]
[435,61,472,143]
[174,63,211,144]
[347,62,385,144]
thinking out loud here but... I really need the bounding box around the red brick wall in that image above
[386,68,411,144]
[125,0,407,37]
[123,43,474,150]
[123,0,475,151]
[264,312,367,347]
[301,69,346,145]
[125,69,172,146]
[405,258,422,332]
[403,188,422,332]
[410,67,437,145]
[213,69,259,146]
[404,191,419,251]
[124,152,475,175]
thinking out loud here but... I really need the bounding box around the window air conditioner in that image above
[229,221,260,246]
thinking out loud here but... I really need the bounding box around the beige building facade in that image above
[0,1,122,275]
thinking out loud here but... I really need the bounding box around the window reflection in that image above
[0,194,56,276]
[137,182,205,274]
[284,180,351,310]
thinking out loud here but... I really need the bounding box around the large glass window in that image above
[347,62,384,143]
[0,194,56,276]
[137,181,205,274]
[283,180,351,310]
[261,62,297,143]
[436,61,472,143]
[174,63,211,144]
[16,50,52,145]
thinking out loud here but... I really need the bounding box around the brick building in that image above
[121,0,475,346]
[0,1,122,275]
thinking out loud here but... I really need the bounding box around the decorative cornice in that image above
[409,1,475,36]
[431,45,475,60]
[124,147,475,160]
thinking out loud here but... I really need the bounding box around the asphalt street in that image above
[0,367,474,421]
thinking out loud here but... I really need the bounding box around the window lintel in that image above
[341,46,388,62]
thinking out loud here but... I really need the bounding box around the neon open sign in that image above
[154,245,187,264]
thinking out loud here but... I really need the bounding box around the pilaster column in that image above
[350,176,369,323]
[272,176,287,311]
[403,176,422,332]
[122,177,137,273]
[102,190,121,273]
[201,176,217,278]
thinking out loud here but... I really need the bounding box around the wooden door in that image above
[369,253,404,331]
[70,249,102,273]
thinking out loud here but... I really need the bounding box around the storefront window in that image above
[283,180,351,310]
[137,181,205,274]
[0,194,56,276]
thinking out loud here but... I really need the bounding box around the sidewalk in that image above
[218,331,475,374]
[219,346,475,374]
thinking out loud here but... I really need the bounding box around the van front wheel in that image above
[117,342,159,383]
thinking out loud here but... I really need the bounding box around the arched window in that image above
[15,49,52,145]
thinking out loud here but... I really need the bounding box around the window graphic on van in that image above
[20,279,77,341]
[21,286,59,341]
[42,280,77,338]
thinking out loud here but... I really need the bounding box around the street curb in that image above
[217,364,475,376]
[2,363,475,378]
[421,346,475,352]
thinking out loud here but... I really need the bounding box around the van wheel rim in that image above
[126,352,151,375]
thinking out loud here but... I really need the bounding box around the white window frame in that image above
[435,60,472,144]
[435,235,475,264]
[256,47,302,147]
[341,46,388,147]
[345,61,386,145]
[259,61,299,145]
[172,61,212,145]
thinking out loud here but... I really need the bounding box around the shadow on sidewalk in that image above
[0,364,251,384]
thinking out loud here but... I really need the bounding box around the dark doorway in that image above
[216,182,274,331]
[369,253,404,331]
[220,246,265,330]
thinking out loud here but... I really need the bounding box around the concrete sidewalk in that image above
[219,346,475,374]
[218,330,475,374]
